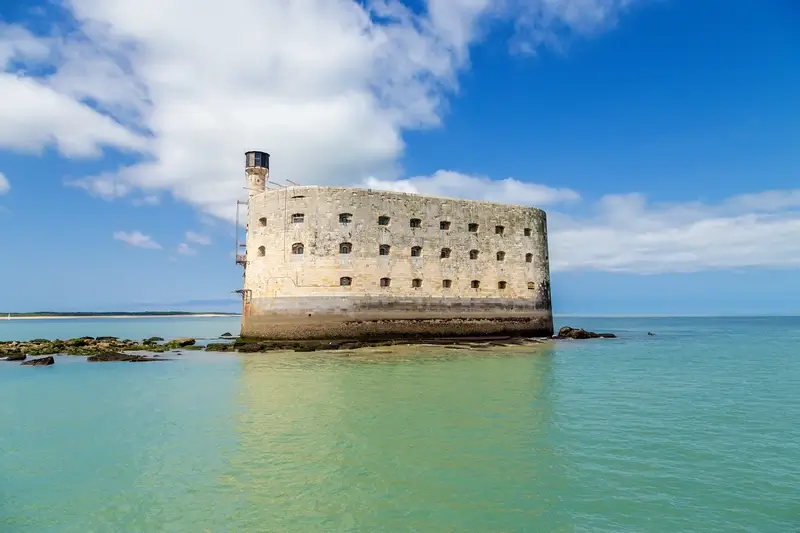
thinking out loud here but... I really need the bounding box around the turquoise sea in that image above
[1,315,798,532]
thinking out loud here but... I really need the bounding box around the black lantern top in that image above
[245,151,270,169]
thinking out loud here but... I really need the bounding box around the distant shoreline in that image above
[3,313,240,321]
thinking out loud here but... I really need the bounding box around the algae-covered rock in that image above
[22,356,55,366]
[166,338,196,349]
[556,326,616,340]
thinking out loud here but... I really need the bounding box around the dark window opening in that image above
[291,213,304,223]
[471,280,480,289]
[339,242,352,254]
[258,246,265,257]
[410,218,421,228]
[378,216,390,226]
[339,213,352,224]
[291,243,304,254]
[340,277,352,286]
[412,278,422,288]
[498,281,507,290]
[495,225,504,235]
[440,248,451,259]
[469,249,479,260]
[379,245,391,256]
[496,251,505,261]
[411,246,422,257]
[440,221,451,230]
[527,282,536,290]
[258,217,267,227]
[380,277,391,287]
[442,279,452,288]
[525,253,533,263]
[524,228,531,236]
[468,223,478,232]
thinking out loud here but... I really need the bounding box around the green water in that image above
[1,317,799,532]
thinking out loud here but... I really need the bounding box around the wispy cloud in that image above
[176,242,196,256]
[185,231,211,246]
[0,171,9,195]
[113,230,161,249]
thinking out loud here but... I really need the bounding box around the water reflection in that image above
[227,345,572,532]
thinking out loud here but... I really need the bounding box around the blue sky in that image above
[0,0,798,314]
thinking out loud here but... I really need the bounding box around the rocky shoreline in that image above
[1,326,618,365]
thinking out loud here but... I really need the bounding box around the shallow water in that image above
[1,316,799,532]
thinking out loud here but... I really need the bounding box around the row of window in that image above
[257,243,536,262]
[259,213,534,236]
[338,277,537,289]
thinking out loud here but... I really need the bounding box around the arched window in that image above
[258,217,267,227]
[339,242,352,254]
[410,218,421,228]
[498,281,507,290]
[495,225,504,235]
[258,246,265,257]
[468,223,478,232]
[525,253,533,263]
[440,248,451,259]
[412,278,422,288]
[379,244,391,256]
[442,279,452,288]
[469,249,479,260]
[471,280,480,289]
[340,277,352,286]
[527,281,536,290]
[440,221,451,230]
[291,243,304,255]
[339,213,352,224]
[496,251,505,261]
[378,216,390,226]
[411,246,422,257]
[380,277,391,287]
[524,228,532,236]
[291,213,304,223]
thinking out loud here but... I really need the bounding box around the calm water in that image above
[1,316,799,532]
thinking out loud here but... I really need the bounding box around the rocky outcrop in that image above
[166,338,196,349]
[219,332,233,338]
[22,356,55,366]
[555,326,616,340]
[87,352,169,362]
[1,353,26,362]
[0,337,188,356]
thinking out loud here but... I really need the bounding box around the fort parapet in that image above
[237,151,553,340]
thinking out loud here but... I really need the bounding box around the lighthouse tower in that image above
[245,150,270,195]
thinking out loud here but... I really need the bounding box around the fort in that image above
[236,151,553,341]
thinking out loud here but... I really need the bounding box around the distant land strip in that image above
[2,311,240,318]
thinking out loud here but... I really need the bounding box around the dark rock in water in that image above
[87,352,169,362]
[205,343,235,352]
[2,353,26,362]
[144,336,165,344]
[22,356,55,366]
[219,332,233,338]
[556,326,617,340]
[166,338,196,349]
[647,332,656,336]
[294,345,318,352]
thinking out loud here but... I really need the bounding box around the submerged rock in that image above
[1,353,26,362]
[219,332,233,338]
[87,352,169,362]
[166,338,196,349]
[556,326,617,340]
[22,356,55,366]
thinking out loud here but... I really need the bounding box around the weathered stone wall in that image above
[240,186,553,340]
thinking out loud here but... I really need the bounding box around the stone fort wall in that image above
[241,186,553,340]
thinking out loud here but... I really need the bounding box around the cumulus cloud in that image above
[365,170,580,206]
[0,171,9,195]
[0,0,640,221]
[113,230,161,249]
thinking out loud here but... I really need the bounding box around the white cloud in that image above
[132,194,160,206]
[65,174,130,200]
[0,0,640,221]
[0,171,9,195]
[185,231,211,246]
[365,170,580,206]
[176,243,196,256]
[113,230,161,249]
[548,189,800,274]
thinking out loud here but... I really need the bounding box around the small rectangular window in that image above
[495,225,504,235]
[440,221,451,230]
[410,218,421,228]
[468,223,478,232]
[412,279,422,288]
[524,228,531,236]
[291,213,304,223]
[378,216,390,226]
[442,279,452,288]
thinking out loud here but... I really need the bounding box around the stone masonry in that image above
[240,184,553,340]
